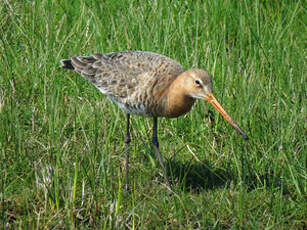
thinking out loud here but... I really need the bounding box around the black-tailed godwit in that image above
[61,51,248,190]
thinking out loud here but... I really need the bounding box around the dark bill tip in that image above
[232,122,249,141]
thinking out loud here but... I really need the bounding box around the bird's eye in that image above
[195,80,201,85]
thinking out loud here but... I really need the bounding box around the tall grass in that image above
[0,0,305,229]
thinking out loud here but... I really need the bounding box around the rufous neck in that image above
[163,75,195,118]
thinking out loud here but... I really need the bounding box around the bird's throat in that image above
[164,81,196,118]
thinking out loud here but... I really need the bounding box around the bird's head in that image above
[181,69,248,140]
[181,69,213,99]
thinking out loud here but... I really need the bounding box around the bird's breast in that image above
[163,95,195,118]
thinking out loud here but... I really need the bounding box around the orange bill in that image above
[205,93,248,140]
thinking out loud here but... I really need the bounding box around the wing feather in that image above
[61,51,185,100]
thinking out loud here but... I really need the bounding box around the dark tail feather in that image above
[60,59,74,70]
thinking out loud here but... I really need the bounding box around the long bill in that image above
[205,93,248,140]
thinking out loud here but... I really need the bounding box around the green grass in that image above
[0,0,306,229]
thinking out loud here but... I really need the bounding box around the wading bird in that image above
[61,51,248,190]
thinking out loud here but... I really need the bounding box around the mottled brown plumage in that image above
[61,50,248,190]
[62,51,188,117]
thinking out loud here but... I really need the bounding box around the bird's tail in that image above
[60,55,101,80]
[60,59,74,70]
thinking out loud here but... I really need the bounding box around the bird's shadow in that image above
[165,159,232,192]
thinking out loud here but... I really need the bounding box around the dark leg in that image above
[152,117,170,186]
[124,114,131,191]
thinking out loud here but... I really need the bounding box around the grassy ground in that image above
[0,0,306,229]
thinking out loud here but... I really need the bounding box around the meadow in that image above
[0,0,306,229]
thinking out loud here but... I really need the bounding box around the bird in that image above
[60,50,248,190]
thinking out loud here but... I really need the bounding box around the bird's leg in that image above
[152,117,170,186]
[124,114,131,191]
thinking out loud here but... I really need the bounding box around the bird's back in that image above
[61,51,185,116]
